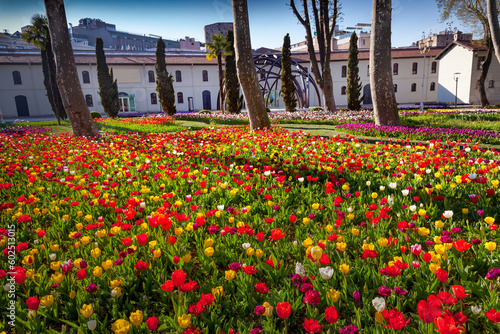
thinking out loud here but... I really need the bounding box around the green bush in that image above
[198,110,211,114]
[495,103,500,109]
[310,107,323,112]
[266,107,271,113]
[90,111,102,119]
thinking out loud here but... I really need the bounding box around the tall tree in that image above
[281,33,297,112]
[370,0,400,126]
[155,38,176,115]
[224,30,241,114]
[437,0,496,107]
[44,0,98,137]
[206,33,232,112]
[290,0,338,112]
[232,0,271,130]
[487,0,500,63]
[21,14,66,124]
[347,32,363,110]
[96,37,120,118]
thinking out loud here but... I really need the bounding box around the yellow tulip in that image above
[51,244,59,252]
[80,304,93,318]
[205,239,214,247]
[256,249,264,258]
[212,286,223,299]
[204,247,214,257]
[375,311,385,323]
[182,253,192,263]
[225,270,236,280]
[40,295,54,307]
[352,228,360,236]
[485,217,495,225]
[485,242,497,251]
[378,238,388,247]
[302,238,313,247]
[263,302,273,316]
[246,247,255,256]
[339,263,350,275]
[50,261,60,271]
[177,314,191,329]
[129,310,143,326]
[51,272,64,284]
[91,248,101,258]
[327,289,340,302]
[102,259,113,270]
[310,246,323,261]
[111,319,131,334]
[93,266,103,277]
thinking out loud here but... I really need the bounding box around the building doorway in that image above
[363,85,372,105]
[202,90,211,110]
[15,95,30,117]
[188,97,194,111]
[119,92,135,112]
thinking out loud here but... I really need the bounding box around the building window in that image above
[341,86,346,95]
[177,92,184,104]
[430,82,436,91]
[477,56,485,70]
[175,70,182,82]
[341,65,347,78]
[82,71,90,84]
[412,62,418,74]
[148,70,155,83]
[394,84,398,93]
[202,70,208,82]
[367,65,369,76]
[393,63,398,75]
[12,71,22,85]
[85,94,93,107]
[489,80,495,88]
[431,61,437,74]
[362,39,366,46]
[411,83,417,92]
[150,93,157,104]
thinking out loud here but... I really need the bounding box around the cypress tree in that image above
[155,38,176,115]
[224,30,240,114]
[347,32,363,110]
[280,33,297,112]
[96,37,120,118]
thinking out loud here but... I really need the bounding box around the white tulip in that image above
[471,305,481,314]
[409,205,417,212]
[295,262,306,276]
[242,243,251,250]
[372,297,386,312]
[401,189,409,196]
[389,182,397,189]
[318,266,334,280]
[366,181,371,186]
[217,205,224,211]
[379,186,385,191]
[49,253,57,261]
[87,320,97,331]
[443,210,454,219]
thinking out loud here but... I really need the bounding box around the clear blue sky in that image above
[0,0,465,49]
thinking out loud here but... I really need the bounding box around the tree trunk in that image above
[232,0,270,130]
[477,37,493,107]
[46,41,67,122]
[488,0,500,64]
[44,0,98,137]
[41,48,60,125]
[370,0,400,126]
[218,58,225,112]
[322,65,336,112]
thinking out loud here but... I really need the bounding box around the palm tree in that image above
[206,33,232,112]
[21,14,66,124]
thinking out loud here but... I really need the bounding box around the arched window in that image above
[341,86,346,95]
[412,62,418,74]
[177,92,184,104]
[394,84,398,93]
[82,71,90,83]
[431,61,437,74]
[12,71,22,85]
[85,94,93,107]
[148,70,155,83]
[367,65,370,76]
[150,93,157,104]
[411,83,417,92]
[430,82,436,91]
[393,63,399,75]
[202,70,208,82]
[488,80,495,88]
[175,70,182,82]
[341,65,347,78]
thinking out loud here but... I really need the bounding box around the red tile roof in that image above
[435,40,487,60]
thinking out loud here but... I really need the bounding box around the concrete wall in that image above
[437,45,474,104]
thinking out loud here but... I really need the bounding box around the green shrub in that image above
[266,107,271,113]
[198,110,211,114]
[90,111,102,119]
[310,107,323,112]
[495,103,500,109]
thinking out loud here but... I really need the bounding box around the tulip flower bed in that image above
[336,123,500,145]
[94,117,185,134]
[1,125,500,334]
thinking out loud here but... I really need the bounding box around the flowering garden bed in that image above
[0,123,499,333]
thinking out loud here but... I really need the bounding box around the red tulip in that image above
[270,228,285,241]
[436,268,448,283]
[172,269,187,286]
[324,306,338,324]
[434,316,466,334]
[418,299,442,323]
[451,285,469,300]
[146,316,159,330]
[452,240,471,253]
[289,215,297,223]
[26,296,40,310]
[486,309,500,323]
[276,301,291,319]
[136,233,148,246]
[161,280,174,292]
[302,318,322,333]
[382,308,410,330]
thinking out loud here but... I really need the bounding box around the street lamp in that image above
[453,72,461,108]
[419,36,432,112]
